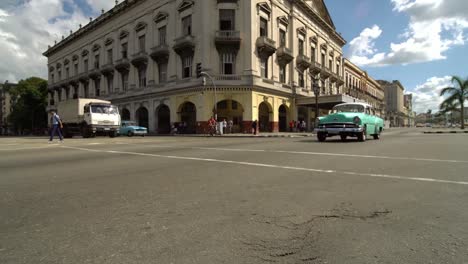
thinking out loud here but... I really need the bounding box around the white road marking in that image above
[0,146,55,151]
[120,145,468,164]
[62,146,468,186]
[192,147,468,164]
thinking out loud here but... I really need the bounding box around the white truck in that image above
[56,99,121,138]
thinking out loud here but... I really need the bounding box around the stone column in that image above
[148,100,156,133]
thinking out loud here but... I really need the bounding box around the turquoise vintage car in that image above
[119,121,148,137]
[316,103,384,142]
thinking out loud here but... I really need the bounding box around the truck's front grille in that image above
[98,120,113,125]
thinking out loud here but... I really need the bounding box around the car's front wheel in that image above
[317,132,327,142]
[373,128,381,140]
[127,131,134,137]
[357,127,367,142]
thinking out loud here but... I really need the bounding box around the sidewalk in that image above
[170,132,316,138]
[423,129,468,134]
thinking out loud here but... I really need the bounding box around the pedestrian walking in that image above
[289,120,294,132]
[208,116,217,136]
[49,111,63,143]
[296,120,301,132]
[228,119,233,134]
[301,120,307,132]
[222,119,227,135]
[252,120,258,135]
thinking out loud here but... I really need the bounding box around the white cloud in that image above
[349,0,468,67]
[86,0,115,14]
[0,0,111,83]
[411,75,452,113]
[348,25,383,56]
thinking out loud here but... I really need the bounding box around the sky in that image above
[0,0,467,113]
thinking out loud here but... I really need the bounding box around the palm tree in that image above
[439,99,460,125]
[440,76,468,129]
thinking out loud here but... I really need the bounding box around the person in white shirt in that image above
[49,111,63,143]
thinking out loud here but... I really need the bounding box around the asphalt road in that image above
[1,129,467,264]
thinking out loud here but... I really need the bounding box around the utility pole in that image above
[201,71,217,121]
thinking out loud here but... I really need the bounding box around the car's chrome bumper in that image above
[316,127,363,134]
[132,130,147,135]
[91,125,120,132]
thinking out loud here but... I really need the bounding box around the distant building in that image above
[403,94,414,127]
[343,59,385,117]
[0,81,17,135]
[378,80,407,127]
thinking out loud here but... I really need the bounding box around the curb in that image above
[170,134,315,138]
[423,131,468,134]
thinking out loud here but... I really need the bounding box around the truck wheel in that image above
[109,131,116,138]
[127,131,134,137]
[317,132,327,142]
[81,127,90,138]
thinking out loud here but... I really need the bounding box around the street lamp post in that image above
[201,72,217,121]
[312,76,321,126]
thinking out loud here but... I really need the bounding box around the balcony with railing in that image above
[309,61,322,75]
[256,36,276,58]
[173,35,196,57]
[150,44,170,64]
[131,51,149,67]
[215,30,241,50]
[114,58,130,72]
[78,72,89,83]
[100,63,115,76]
[296,54,311,71]
[276,46,294,65]
[320,65,331,79]
[88,66,101,80]
[330,72,339,83]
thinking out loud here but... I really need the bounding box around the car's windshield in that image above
[333,104,365,113]
[123,121,137,126]
[90,105,119,114]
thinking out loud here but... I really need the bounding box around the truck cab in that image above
[82,103,121,137]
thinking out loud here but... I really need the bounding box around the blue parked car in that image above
[119,121,148,137]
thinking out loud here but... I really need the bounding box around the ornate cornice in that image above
[292,0,346,47]
[43,0,145,57]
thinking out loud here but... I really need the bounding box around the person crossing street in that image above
[49,111,64,143]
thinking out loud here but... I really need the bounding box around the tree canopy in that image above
[7,77,48,134]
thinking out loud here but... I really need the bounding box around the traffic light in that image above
[196,63,202,78]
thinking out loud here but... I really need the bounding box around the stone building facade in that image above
[343,59,385,117]
[378,80,408,127]
[44,0,352,133]
[403,94,414,127]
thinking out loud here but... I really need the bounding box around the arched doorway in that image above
[216,99,244,133]
[156,104,171,134]
[121,108,131,121]
[258,102,272,132]
[136,107,149,128]
[179,102,196,133]
[279,105,288,132]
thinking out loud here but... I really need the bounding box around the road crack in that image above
[242,205,392,263]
